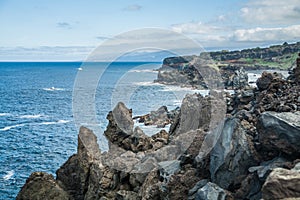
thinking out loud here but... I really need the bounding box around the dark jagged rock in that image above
[210,118,258,190]
[169,93,212,136]
[256,71,283,91]
[104,102,134,147]
[257,111,300,157]
[56,126,101,200]
[133,106,179,128]
[155,62,207,89]
[16,172,70,200]
[262,163,300,199]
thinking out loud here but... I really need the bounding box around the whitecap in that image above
[129,69,157,73]
[39,120,70,125]
[0,124,24,131]
[78,67,83,71]
[3,170,14,180]
[19,114,43,119]
[0,113,10,117]
[43,87,65,91]
[57,120,70,124]
[133,81,163,86]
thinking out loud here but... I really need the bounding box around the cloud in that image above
[171,21,220,34]
[241,0,300,24]
[57,22,72,29]
[0,46,94,61]
[231,25,300,42]
[123,4,142,11]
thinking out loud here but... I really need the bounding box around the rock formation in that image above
[133,106,179,128]
[17,55,300,200]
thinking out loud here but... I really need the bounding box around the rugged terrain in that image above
[17,54,300,200]
[156,42,300,90]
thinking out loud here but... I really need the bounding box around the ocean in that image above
[0,62,201,199]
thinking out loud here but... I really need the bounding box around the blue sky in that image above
[1,0,300,61]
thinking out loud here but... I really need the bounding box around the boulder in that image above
[16,172,70,200]
[262,163,300,199]
[210,118,258,189]
[194,182,233,200]
[257,111,300,156]
[256,71,283,91]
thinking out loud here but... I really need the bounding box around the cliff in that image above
[209,42,300,70]
[156,42,300,90]
[17,55,300,200]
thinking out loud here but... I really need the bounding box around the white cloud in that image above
[241,0,300,24]
[171,21,219,34]
[0,46,94,61]
[231,25,300,42]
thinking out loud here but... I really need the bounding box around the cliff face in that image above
[156,42,300,90]
[209,42,300,63]
[17,56,300,200]
[156,56,249,90]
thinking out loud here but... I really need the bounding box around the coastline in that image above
[16,54,300,199]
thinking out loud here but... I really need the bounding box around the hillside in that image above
[207,42,300,70]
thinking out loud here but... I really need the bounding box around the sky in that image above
[1,0,300,61]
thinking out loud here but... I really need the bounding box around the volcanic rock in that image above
[16,172,70,200]
[210,117,258,189]
[262,163,300,199]
[257,111,300,157]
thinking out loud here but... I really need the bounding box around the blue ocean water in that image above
[0,62,199,199]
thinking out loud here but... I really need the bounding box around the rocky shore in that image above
[17,55,300,200]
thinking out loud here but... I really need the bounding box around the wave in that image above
[43,87,65,91]
[39,120,70,125]
[19,114,44,119]
[0,124,24,131]
[133,81,163,86]
[3,170,14,180]
[0,113,10,117]
[129,69,157,73]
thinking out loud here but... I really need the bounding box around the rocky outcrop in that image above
[17,127,101,200]
[262,163,300,199]
[155,62,207,89]
[16,172,70,200]
[156,57,249,90]
[133,106,179,128]
[56,126,101,200]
